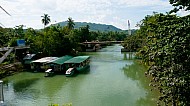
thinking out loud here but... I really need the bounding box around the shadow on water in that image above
[13,78,39,92]
[79,66,91,74]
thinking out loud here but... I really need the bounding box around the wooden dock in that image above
[0,46,30,64]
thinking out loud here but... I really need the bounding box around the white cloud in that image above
[177,9,190,16]
[0,0,174,29]
[116,0,170,7]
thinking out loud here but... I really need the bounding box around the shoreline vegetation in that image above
[122,0,190,105]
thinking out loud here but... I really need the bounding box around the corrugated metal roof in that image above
[64,56,90,64]
[32,57,58,63]
[50,55,73,65]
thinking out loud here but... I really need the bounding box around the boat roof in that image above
[23,54,36,60]
[50,55,73,65]
[32,57,58,63]
[64,56,90,64]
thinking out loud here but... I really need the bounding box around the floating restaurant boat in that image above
[64,56,90,74]
[30,55,90,77]
[47,55,73,74]
[31,57,58,72]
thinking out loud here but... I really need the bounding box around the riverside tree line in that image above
[0,17,127,58]
[123,0,190,105]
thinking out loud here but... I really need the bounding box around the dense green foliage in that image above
[120,1,190,104]
[140,13,190,105]
[122,30,144,52]
[123,12,190,105]
[169,0,190,12]
[0,18,127,58]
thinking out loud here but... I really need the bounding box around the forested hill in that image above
[53,21,122,31]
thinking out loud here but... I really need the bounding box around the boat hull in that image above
[76,64,90,72]
[65,68,75,77]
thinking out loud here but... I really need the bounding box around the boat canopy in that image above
[49,55,73,65]
[32,57,58,63]
[64,56,90,64]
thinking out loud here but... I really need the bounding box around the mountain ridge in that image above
[53,21,123,32]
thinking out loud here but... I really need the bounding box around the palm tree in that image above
[67,17,75,30]
[41,14,51,28]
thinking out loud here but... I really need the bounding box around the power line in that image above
[0,6,11,16]
[0,6,11,27]
[0,23,5,27]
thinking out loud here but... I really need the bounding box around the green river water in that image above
[2,44,158,106]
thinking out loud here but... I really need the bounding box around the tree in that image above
[14,25,25,38]
[135,12,190,105]
[41,14,51,28]
[67,17,75,30]
[79,25,90,42]
[169,0,190,13]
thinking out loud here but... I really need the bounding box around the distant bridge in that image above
[80,41,124,52]
[81,41,124,45]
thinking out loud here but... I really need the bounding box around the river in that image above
[2,44,158,106]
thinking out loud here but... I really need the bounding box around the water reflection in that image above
[123,61,147,81]
[123,60,158,106]
[121,52,134,60]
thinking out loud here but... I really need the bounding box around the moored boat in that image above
[64,56,90,72]
[31,57,58,72]
[65,68,75,77]
[44,69,54,77]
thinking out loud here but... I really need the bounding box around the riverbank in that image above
[0,62,23,79]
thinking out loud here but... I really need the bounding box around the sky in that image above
[0,0,189,30]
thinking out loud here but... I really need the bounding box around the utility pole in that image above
[128,20,131,35]
[0,80,4,104]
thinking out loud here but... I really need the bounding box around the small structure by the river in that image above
[31,57,58,72]
[23,54,40,69]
